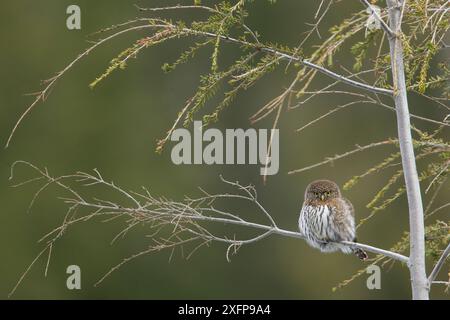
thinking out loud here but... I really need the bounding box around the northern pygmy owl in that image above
[298,179,368,260]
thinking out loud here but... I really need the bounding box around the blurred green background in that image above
[0,0,448,299]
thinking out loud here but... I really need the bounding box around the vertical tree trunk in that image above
[386,0,429,300]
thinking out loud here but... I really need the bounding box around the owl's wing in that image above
[342,197,355,218]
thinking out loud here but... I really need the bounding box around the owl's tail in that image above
[352,247,368,260]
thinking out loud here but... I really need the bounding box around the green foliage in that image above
[90,25,182,89]
[203,53,281,125]
[345,135,450,226]
[162,40,213,73]
[89,44,138,89]
[401,1,450,93]
[344,151,401,190]
[425,221,450,262]
[389,220,450,263]
[90,1,450,148]
[350,31,380,72]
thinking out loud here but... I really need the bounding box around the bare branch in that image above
[9,162,410,292]
[5,21,172,148]
[428,242,450,285]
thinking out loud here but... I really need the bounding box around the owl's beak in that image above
[320,194,325,201]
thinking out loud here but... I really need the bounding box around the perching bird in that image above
[298,179,368,260]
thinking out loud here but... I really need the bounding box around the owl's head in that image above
[305,179,341,202]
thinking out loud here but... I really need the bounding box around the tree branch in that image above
[9,161,409,292]
[272,228,409,263]
[6,15,394,148]
[132,2,395,100]
[428,242,450,285]
[359,0,395,37]
[5,22,170,148]
[185,28,393,96]
[387,0,429,300]
[288,140,396,175]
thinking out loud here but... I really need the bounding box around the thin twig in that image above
[359,0,395,37]
[428,242,450,285]
[288,140,395,174]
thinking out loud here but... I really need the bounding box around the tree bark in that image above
[386,0,429,300]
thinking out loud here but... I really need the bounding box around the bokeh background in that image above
[0,0,448,299]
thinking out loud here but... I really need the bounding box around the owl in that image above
[298,179,368,260]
